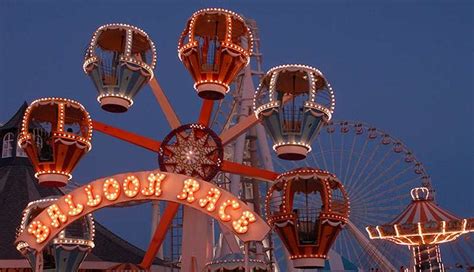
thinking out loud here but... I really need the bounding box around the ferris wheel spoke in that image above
[345,137,369,189]
[309,146,323,170]
[349,211,394,227]
[350,200,405,212]
[198,99,215,127]
[350,163,411,202]
[317,140,329,171]
[343,135,358,184]
[351,208,397,224]
[339,130,346,176]
[149,78,182,129]
[359,192,409,208]
[92,120,161,152]
[339,230,354,262]
[348,143,380,192]
[350,148,394,195]
[357,204,408,214]
[354,155,404,199]
[352,168,415,204]
[329,132,337,173]
[347,228,365,267]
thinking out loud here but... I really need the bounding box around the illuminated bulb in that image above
[177,179,200,203]
[123,176,140,198]
[103,178,120,201]
[142,173,167,197]
[85,184,102,207]
[64,195,83,216]
[27,221,50,243]
[232,211,256,234]
[46,204,68,228]
[198,187,221,212]
[219,199,240,221]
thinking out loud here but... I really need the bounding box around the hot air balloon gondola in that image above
[16,197,95,271]
[178,8,253,100]
[265,168,349,269]
[83,23,157,112]
[254,64,335,160]
[18,98,92,187]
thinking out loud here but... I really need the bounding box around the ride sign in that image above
[16,170,270,251]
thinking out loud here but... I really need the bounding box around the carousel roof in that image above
[366,187,473,246]
[390,197,459,225]
[0,104,164,266]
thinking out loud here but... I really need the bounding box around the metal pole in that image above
[35,251,43,272]
[244,242,250,272]
[150,201,163,259]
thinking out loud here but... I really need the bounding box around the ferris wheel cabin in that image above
[83,24,157,113]
[178,8,253,100]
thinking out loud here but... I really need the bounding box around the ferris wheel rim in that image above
[268,118,436,269]
[320,119,433,194]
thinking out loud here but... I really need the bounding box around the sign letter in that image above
[64,195,83,216]
[219,199,240,221]
[27,221,50,243]
[141,173,166,196]
[123,176,140,198]
[177,179,200,203]
[232,211,256,234]
[46,204,67,228]
[85,184,102,207]
[103,178,121,201]
[199,187,221,212]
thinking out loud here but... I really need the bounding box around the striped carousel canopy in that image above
[366,187,474,246]
[390,188,459,225]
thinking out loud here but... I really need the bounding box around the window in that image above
[2,132,14,158]
[16,135,27,157]
[243,182,254,200]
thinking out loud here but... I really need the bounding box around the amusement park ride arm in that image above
[92,120,161,152]
[221,160,279,182]
[141,202,181,269]
[219,114,260,145]
[149,77,182,129]
[198,99,215,126]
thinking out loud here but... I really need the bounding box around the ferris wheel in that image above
[269,120,433,270]
[207,18,472,270]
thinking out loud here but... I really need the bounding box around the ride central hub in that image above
[158,123,224,181]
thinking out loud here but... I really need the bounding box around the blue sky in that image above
[0,0,472,252]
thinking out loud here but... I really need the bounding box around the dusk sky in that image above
[0,0,472,252]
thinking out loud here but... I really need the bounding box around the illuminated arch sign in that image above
[16,170,270,251]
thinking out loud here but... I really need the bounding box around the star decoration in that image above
[160,126,222,180]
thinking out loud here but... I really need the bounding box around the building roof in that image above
[0,102,28,131]
[0,104,164,266]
